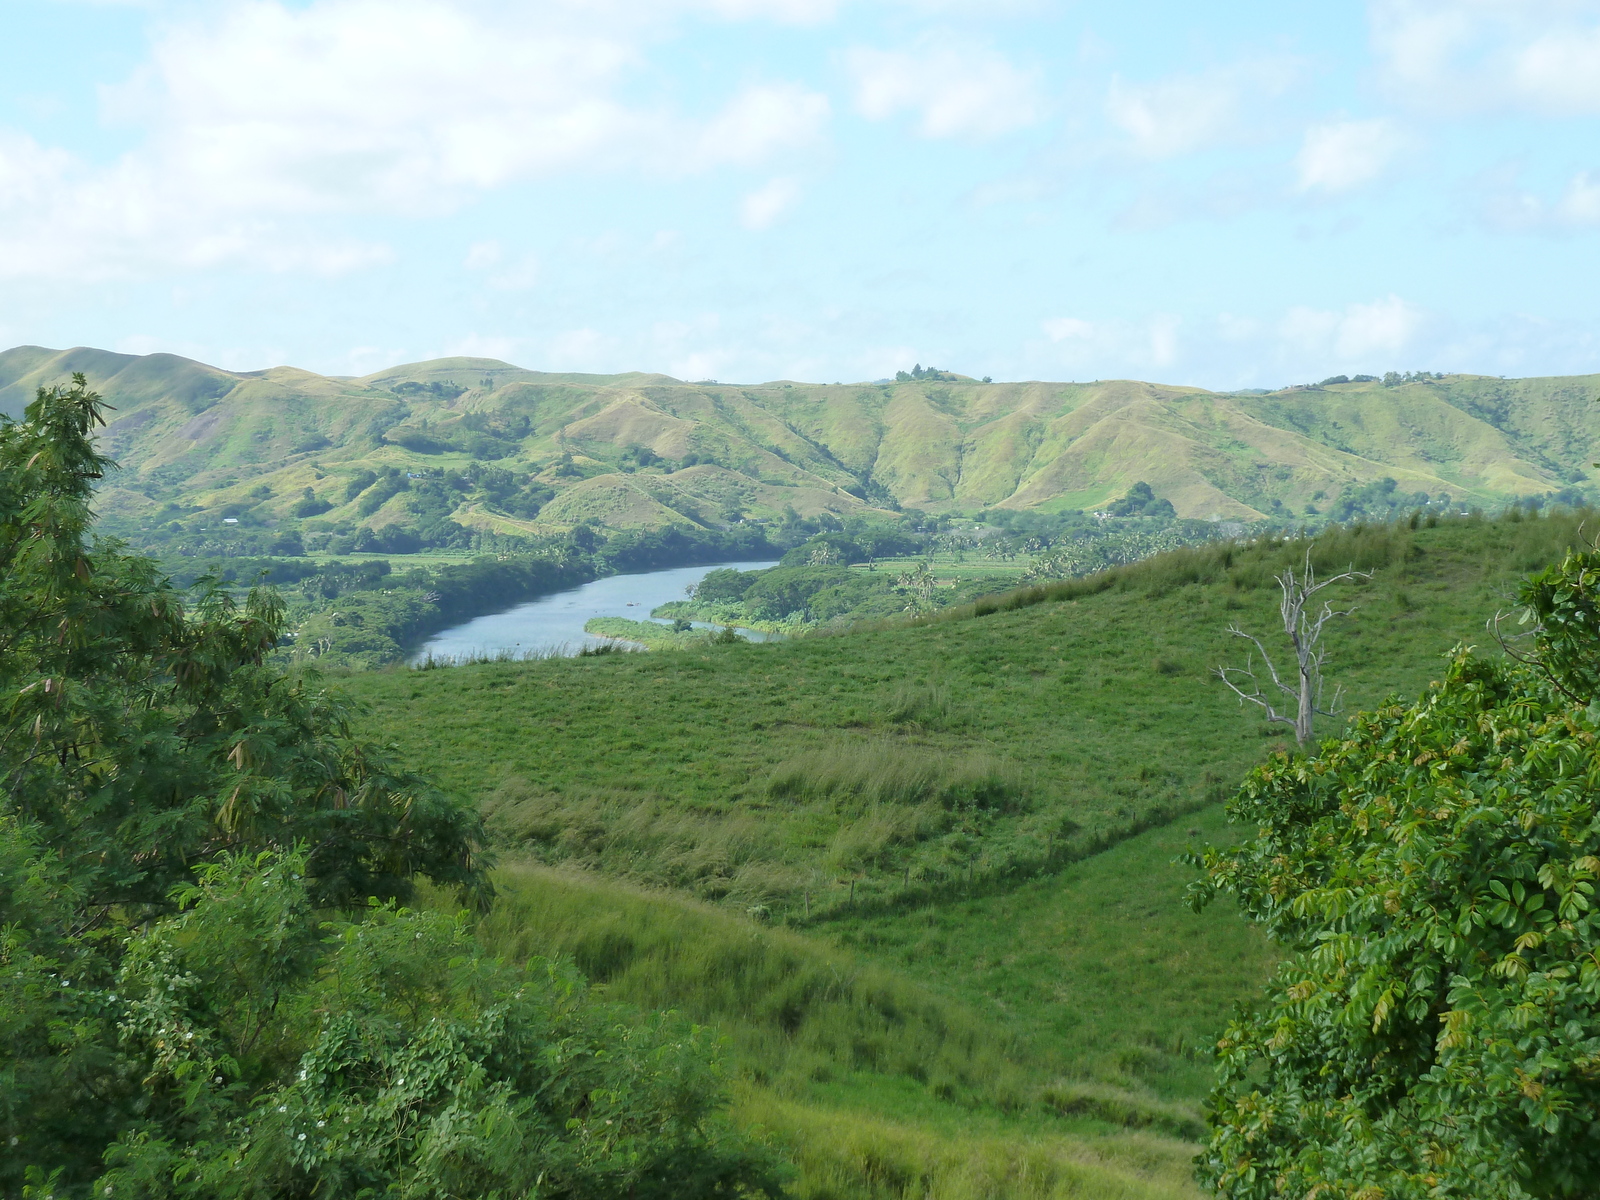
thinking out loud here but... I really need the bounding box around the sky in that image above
[3,0,1600,389]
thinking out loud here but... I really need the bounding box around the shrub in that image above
[1188,547,1600,1197]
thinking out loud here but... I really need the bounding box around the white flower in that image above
[298,1133,306,1141]
[317,1120,325,1128]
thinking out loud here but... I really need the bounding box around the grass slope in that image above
[348,515,1570,918]
[3,346,1595,537]
[347,510,1592,1198]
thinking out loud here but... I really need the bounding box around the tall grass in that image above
[483,740,1041,914]
[739,1089,1200,1200]
[466,860,1217,1197]
[476,864,1035,1109]
[410,641,635,669]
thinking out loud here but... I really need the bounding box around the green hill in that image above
[337,509,1593,1199]
[4,346,1596,548]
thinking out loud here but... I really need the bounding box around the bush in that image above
[0,375,781,1198]
[1189,548,1600,1197]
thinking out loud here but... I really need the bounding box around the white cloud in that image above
[669,351,724,381]
[1483,167,1600,231]
[0,0,830,283]
[1105,62,1296,159]
[1511,27,1600,113]
[847,35,1043,139]
[443,333,525,362]
[464,239,540,289]
[545,327,615,371]
[464,241,503,270]
[1294,118,1405,193]
[1041,313,1182,372]
[1042,317,1095,341]
[740,176,802,229]
[1148,313,1179,367]
[1557,170,1600,224]
[690,85,830,169]
[1372,0,1600,115]
[1280,294,1426,361]
[693,0,840,23]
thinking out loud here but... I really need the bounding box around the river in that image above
[407,559,779,663]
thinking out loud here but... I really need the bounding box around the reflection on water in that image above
[408,559,779,663]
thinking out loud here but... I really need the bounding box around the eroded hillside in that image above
[2,345,1593,539]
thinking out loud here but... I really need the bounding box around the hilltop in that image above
[3,346,1595,552]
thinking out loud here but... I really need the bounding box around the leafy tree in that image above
[1190,545,1600,1198]
[0,377,782,1197]
[1105,481,1176,518]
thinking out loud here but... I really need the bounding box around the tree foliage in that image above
[0,377,784,1198]
[0,375,483,913]
[1191,546,1600,1198]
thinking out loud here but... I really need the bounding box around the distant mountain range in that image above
[3,345,1596,542]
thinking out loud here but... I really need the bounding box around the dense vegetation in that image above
[1189,544,1600,1197]
[0,378,780,1197]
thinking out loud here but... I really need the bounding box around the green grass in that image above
[825,802,1274,1105]
[350,510,1595,1199]
[583,615,705,649]
[347,514,1574,918]
[468,835,1231,1199]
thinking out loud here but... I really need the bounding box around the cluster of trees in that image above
[1019,525,1202,584]
[663,554,1006,630]
[387,379,467,399]
[1312,372,1440,387]
[1102,481,1177,518]
[0,375,784,1196]
[894,363,960,382]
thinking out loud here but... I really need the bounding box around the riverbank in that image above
[405,559,779,664]
[584,616,732,650]
[258,533,782,668]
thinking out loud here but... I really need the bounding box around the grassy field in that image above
[347,514,1567,918]
[346,510,1592,1199]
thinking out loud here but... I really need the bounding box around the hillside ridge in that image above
[3,345,1595,540]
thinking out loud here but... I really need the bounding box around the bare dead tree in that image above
[1216,551,1373,745]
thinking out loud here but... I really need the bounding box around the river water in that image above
[407,559,779,663]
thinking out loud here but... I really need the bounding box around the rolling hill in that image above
[344,510,1593,1199]
[2,345,1596,543]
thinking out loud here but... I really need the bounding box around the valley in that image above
[339,508,1590,1198]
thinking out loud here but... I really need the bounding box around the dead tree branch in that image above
[1215,550,1373,745]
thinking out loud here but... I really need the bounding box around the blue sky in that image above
[4,0,1600,388]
